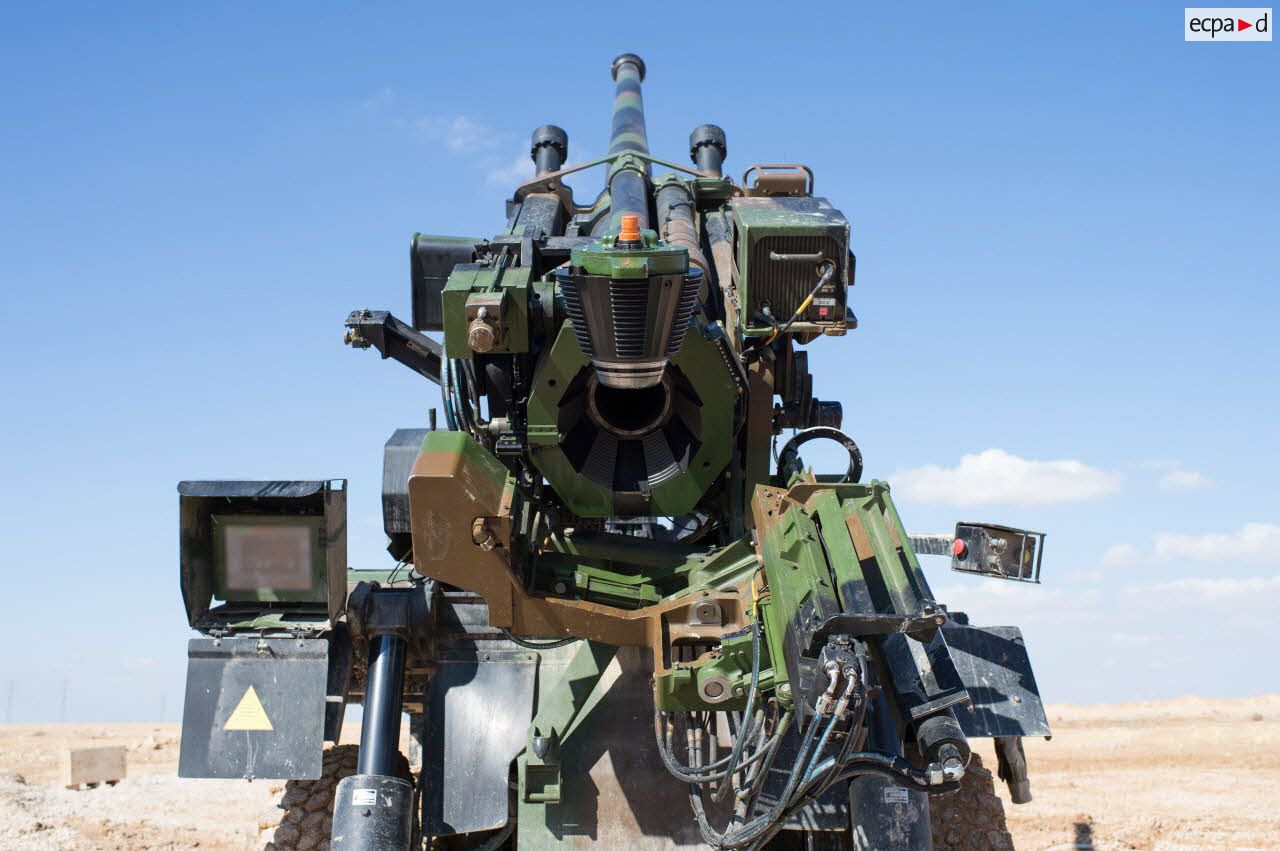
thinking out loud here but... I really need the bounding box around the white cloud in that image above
[891,448,1120,506]
[1109,631,1161,645]
[1105,522,1280,567]
[1139,459,1211,491]
[411,115,497,151]
[1100,543,1141,567]
[486,153,534,186]
[1158,469,1210,490]
[932,580,1102,627]
[360,88,396,111]
[1123,575,1280,609]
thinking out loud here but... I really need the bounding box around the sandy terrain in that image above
[1,695,1276,850]
[979,695,1280,850]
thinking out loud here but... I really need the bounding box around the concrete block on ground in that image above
[64,745,126,789]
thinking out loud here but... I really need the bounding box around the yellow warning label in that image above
[224,685,273,731]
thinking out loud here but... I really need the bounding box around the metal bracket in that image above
[344,309,443,385]
[521,641,616,804]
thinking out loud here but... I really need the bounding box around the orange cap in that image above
[618,214,640,242]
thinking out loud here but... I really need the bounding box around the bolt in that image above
[553,581,569,595]
[704,681,725,698]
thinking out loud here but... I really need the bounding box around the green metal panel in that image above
[419,429,508,487]
[751,480,945,707]
[525,319,737,518]
[730,196,851,336]
[441,263,533,358]
[569,228,686,278]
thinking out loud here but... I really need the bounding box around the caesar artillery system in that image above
[176,54,1050,850]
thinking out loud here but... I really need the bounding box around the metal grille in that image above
[749,235,844,313]
[583,431,618,487]
[609,281,650,358]
[665,277,699,356]
[560,280,595,355]
[642,431,681,486]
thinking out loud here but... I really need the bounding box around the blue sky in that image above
[1,2,1276,721]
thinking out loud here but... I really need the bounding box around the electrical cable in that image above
[765,261,835,344]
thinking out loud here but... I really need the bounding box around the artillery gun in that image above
[176,54,1050,850]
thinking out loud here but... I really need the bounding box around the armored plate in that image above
[383,428,430,537]
[517,647,728,849]
[178,637,327,779]
[423,654,539,835]
[943,625,1051,738]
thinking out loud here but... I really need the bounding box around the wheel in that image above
[260,745,415,851]
[927,753,1015,851]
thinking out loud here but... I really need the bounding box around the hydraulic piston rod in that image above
[358,633,408,776]
[332,599,414,850]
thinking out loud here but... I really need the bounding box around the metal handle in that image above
[741,163,815,195]
[769,251,826,263]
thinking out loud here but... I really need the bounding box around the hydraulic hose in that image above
[689,668,834,849]
[744,756,959,851]
[656,178,711,282]
[712,619,762,801]
[653,709,775,784]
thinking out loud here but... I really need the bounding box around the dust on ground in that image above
[1,695,1276,850]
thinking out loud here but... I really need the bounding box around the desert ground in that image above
[0,695,1275,850]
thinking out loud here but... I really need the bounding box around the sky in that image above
[1,2,1276,722]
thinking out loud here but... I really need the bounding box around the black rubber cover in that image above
[330,773,414,850]
[530,124,568,175]
[689,124,727,175]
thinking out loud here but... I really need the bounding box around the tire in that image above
[260,745,415,851]
[927,753,1015,851]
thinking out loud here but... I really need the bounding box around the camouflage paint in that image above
[525,319,738,518]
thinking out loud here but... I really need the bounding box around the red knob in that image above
[952,538,967,558]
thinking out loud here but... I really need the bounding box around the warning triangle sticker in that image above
[224,685,274,731]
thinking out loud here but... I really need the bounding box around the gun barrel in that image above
[609,53,649,156]
[597,54,650,235]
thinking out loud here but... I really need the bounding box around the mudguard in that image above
[178,637,329,779]
[942,622,1051,738]
[423,652,539,834]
